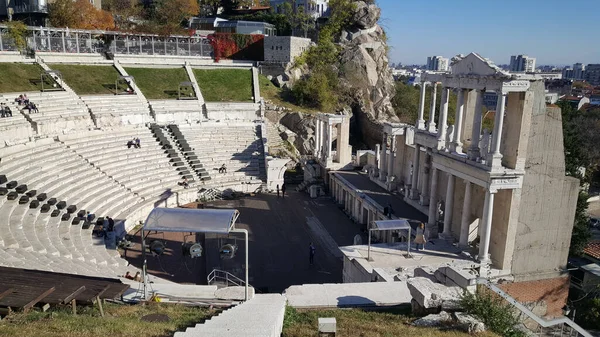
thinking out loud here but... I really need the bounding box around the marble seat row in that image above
[150,99,203,124]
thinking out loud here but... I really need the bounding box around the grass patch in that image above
[193,68,253,102]
[258,75,319,114]
[49,64,123,95]
[283,306,498,337]
[124,67,190,99]
[0,63,46,93]
[0,302,216,337]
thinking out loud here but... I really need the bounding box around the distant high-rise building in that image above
[573,63,585,80]
[584,64,600,86]
[509,55,536,72]
[426,56,449,71]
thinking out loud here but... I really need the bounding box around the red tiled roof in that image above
[562,96,583,101]
[584,241,600,260]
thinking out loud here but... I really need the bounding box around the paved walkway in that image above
[205,190,363,293]
[284,282,412,308]
[335,171,427,222]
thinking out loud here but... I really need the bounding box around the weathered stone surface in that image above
[453,312,486,333]
[407,277,463,310]
[352,1,381,29]
[411,311,452,327]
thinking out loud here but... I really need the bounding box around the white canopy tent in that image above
[141,208,249,300]
[368,219,412,261]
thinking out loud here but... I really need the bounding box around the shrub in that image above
[460,290,525,337]
[575,297,600,330]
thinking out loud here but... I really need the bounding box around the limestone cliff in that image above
[338,0,398,146]
[266,1,397,152]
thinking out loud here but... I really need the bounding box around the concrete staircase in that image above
[174,294,286,337]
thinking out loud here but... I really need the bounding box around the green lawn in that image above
[283,307,499,337]
[0,63,46,93]
[258,75,319,114]
[0,302,216,337]
[124,67,190,99]
[193,68,253,102]
[49,64,123,95]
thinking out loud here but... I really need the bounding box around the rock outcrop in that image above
[338,0,398,146]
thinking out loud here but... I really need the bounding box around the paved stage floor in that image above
[123,189,363,293]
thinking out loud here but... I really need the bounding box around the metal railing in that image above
[207,269,246,288]
[478,279,593,337]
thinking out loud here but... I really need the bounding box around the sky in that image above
[377,0,600,66]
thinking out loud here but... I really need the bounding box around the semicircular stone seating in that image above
[0,89,267,280]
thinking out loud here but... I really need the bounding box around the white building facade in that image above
[509,55,536,73]
[271,0,330,19]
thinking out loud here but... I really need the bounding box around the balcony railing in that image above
[13,4,48,14]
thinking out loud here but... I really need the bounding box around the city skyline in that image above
[377,0,600,66]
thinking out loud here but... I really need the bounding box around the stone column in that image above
[451,88,465,153]
[489,92,507,168]
[420,153,430,205]
[410,145,420,199]
[327,122,333,160]
[387,135,395,183]
[427,82,438,133]
[380,133,387,181]
[321,120,328,162]
[417,82,427,129]
[315,119,321,158]
[468,90,484,160]
[478,189,496,264]
[427,167,439,237]
[436,87,449,150]
[442,173,455,239]
[459,181,472,248]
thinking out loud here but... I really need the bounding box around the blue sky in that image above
[377,0,600,66]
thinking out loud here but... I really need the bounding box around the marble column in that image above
[468,90,484,160]
[451,88,465,153]
[436,87,449,150]
[427,83,438,133]
[387,135,395,182]
[420,153,430,206]
[327,123,333,160]
[315,119,321,158]
[380,133,387,181]
[478,189,496,264]
[410,145,420,199]
[489,92,507,168]
[427,167,439,237]
[442,173,455,239]
[320,120,326,161]
[459,181,472,248]
[417,82,427,129]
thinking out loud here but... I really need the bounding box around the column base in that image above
[427,123,437,133]
[417,119,426,130]
[478,254,491,265]
[419,194,429,206]
[426,223,439,239]
[488,153,503,169]
[436,139,447,151]
[410,188,420,200]
[452,142,463,154]
[439,231,454,241]
[467,148,481,161]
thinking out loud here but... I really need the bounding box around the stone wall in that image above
[512,81,580,280]
[263,36,312,63]
[498,276,570,319]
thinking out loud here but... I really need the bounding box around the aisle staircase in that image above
[174,294,286,337]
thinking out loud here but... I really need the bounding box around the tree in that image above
[102,0,142,29]
[199,0,222,17]
[6,21,28,52]
[49,0,115,30]
[152,0,199,27]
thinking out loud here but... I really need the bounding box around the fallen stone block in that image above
[407,277,463,310]
[412,311,452,327]
[454,312,485,333]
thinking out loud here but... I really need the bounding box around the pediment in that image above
[450,53,509,77]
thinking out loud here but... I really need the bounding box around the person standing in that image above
[276,184,280,198]
[415,223,426,251]
[281,183,286,198]
[309,242,316,265]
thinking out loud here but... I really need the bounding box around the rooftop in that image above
[584,241,600,260]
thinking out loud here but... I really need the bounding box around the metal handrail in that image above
[207,269,246,287]
[477,279,592,337]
